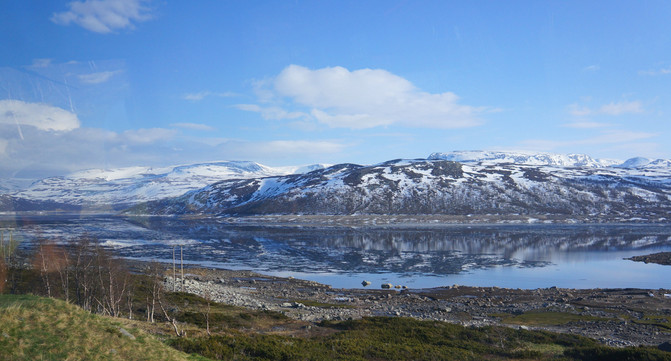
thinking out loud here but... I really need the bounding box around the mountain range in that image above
[5,161,326,211]
[2,151,671,221]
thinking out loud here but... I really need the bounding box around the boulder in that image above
[658,341,671,352]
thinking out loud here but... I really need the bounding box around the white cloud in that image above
[183,91,236,101]
[78,70,123,84]
[599,101,643,115]
[520,130,658,152]
[121,128,177,144]
[217,139,345,159]
[568,100,644,117]
[583,65,600,72]
[170,122,216,131]
[0,121,347,179]
[241,65,484,129]
[562,121,610,129]
[29,59,53,68]
[51,0,153,34]
[0,100,80,132]
[235,104,308,120]
[639,67,671,76]
[0,125,186,178]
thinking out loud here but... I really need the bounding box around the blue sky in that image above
[1,1,670,178]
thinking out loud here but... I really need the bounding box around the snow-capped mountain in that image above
[428,150,621,168]
[4,151,671,219]
[130,157,671,221]
[9,161,323,210]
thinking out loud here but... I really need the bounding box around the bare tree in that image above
[145,261,164,323]
[203,288,213,336]
[1,230,21,293]
[93,245,129,317]
[69,236,96,311]
[0,257,6,294]
[180,245,184,292]
[32,238,68,298]
[158,297,185,337]
[172,246,177,292]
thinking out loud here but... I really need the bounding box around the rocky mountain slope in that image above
[4,151,671,219]
[4,161,325,210]
[129,155,671,221]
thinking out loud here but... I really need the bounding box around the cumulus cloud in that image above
[51,0,153,34]
[568,100,643,116]
[78,70,123,84]
[0,100,80,132]
[241,65,484,129]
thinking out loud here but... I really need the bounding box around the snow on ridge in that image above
[12,160,324,206]
[428,150,622,168]
[615,157,671,169]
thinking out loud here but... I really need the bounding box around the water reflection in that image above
[4,215,671,289]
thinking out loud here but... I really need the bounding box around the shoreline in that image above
[131,260,671,348]
[3,212,671,227]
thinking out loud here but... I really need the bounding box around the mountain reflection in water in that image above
[3,215,671,289]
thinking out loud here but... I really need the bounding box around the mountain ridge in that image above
[128,157,671,221]
[3,151,671,218]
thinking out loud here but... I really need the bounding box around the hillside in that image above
[4,151,671,219]
[0,294,203,361]
[4,161,324,211]
[129,157,671,221]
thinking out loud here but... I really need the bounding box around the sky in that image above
[1,0,670,179]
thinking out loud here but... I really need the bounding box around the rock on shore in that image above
[162,266,671,348]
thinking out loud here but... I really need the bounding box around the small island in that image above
[627,252,671,266]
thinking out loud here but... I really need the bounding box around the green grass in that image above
[630,315,671,332]
[0,294,209,361]
[168,316,671,361]
[162,291,290,332]
[493,311,610,326]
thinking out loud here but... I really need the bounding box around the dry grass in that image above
[0,294,208,361]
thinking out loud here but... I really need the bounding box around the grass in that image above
[168,316,671,361]
[0,294,209,361]
[3,293,671,361]
[4,265,671,360]
[625,314,671,333]
[493,310,610,326]
[161,291,293,333]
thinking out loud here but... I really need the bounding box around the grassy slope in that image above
[0,294,208,361]
[169,316,671,361]
[3,291,671,361]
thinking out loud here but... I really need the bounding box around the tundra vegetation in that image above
[0,234,670,360]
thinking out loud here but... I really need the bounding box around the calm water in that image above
[2,215,671,290]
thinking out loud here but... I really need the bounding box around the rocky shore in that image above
[628,252,671,266]
[160,266,671,348]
